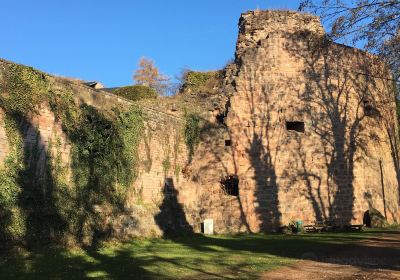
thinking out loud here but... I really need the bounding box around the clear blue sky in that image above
[1,1,302,87]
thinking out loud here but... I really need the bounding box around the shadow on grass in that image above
[0,246,159,280]
[0,231,399,279]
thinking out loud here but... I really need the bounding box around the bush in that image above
[181,71,222,93]
[366,208,388,228]
[112,85,157,101]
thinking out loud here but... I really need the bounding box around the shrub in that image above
[181,71,222,93]
[112,85,157,101]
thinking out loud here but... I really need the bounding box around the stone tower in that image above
[221,10,400,230]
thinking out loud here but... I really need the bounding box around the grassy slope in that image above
[0,230,397,280]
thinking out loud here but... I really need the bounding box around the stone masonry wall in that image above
[220,10,400,231]
[0,10,399,239]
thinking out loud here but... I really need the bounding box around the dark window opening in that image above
[163,178,175,195]
[363,210,371,228]
[216,99,231,125]
[363,98,376,117]
[225,139,232,146]
[221,175,239,196]
[216,113,226,124]
[286,121,305,133]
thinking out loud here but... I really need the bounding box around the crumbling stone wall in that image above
[0,10,399,240]
[217,10,400,230]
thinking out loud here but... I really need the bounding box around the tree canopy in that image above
[299,0,400,84]
[133,57,170,95]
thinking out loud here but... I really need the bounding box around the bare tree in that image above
[133,57,170,95]
[299,1,400,84]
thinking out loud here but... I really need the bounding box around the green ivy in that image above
[184,113,201,162]
[172,128,181,181]
[49,90,145,238]
[182,71,221,93]
[0,114,25,241]
[162,155,171,174]
[112,85,157,101]
[174,165,181,182]
[0,63,48,113]
[143,130,153,172]
[0,63,49,243]
[0,61,145,244]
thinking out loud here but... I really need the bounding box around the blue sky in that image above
[1,1,302,87]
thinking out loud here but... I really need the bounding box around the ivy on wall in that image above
[0,62,145,244]
[142,129,153,172]
[112,85,157,101]
[0,63,48,113]
[184,113,201,163]
[181,71,221,93]
[0,63,49,243]
[0,114,25,241]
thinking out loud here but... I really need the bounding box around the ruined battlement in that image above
[0,10,398,244]
[236,10,325,57]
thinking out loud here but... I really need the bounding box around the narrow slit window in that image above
[221,175,239,196]
[286,121,305,133]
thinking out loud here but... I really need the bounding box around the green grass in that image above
[0,230,396,280]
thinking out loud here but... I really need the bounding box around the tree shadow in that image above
[0,112,67,248]
[282,30,397,226]
[221,22,398,232]
[0,231,399,279]
[226,47,286,232]
[170,232,400,271]
[154,177,193,237]
[185,118,252,233]
[0,246,158,280]
[0,103,143,247]
[247,132,281,231]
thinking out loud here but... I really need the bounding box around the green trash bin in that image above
[296,220,303,233]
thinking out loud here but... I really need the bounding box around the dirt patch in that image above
[262,232,400,280]
[263,261,399,280]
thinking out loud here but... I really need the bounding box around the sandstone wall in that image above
[0,10,398,241]
[220,10,400,231]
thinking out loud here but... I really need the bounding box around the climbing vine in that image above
[112,85,157,101]
[173,126,182,179]
[184,113,201,162]
[49,89,145,238]
[0,61,145,244]
[0,114,25,241]
[0,63,48,113]
[0,62,47,242]
[162,155,171,174]
[143,129,153,172]
[181,71,221,93]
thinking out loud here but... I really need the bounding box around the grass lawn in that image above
[0,229,396,280]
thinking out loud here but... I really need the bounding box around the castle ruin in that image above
[0,10,399,242]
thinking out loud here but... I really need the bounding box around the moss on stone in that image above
[112,85,157,101]
[181,71,222,93]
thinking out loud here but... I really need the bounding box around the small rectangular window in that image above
[286,121,305,133]
[363,98,377,117]
[221,175,239,196]
[225,139,232,146]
